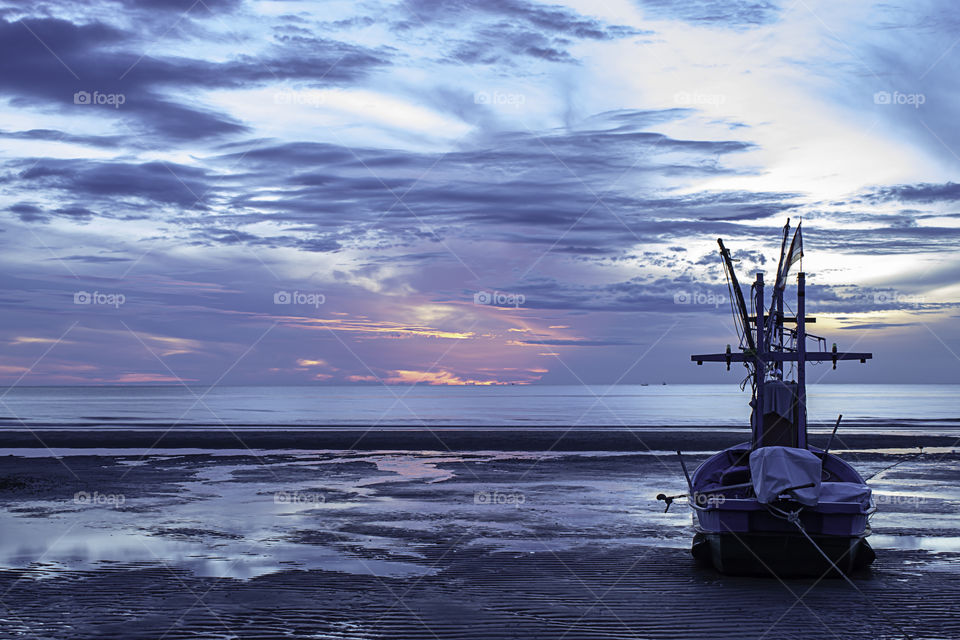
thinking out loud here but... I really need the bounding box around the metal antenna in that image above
[824,414,843,455]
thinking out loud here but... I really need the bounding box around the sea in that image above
[0,384,955,431]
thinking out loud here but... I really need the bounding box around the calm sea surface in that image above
[0,384,955,430]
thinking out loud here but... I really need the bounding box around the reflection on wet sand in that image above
[0,446,957,638]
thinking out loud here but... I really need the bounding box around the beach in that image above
[0,427,957,639]
[4,0,959,634]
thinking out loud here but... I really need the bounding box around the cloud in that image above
[50,254,130,263]
[18,159,213,208]
[187,110,760,258]
[402,0,647,65]
[0,16,388,142]
[7,203,46,222]
[0,128,128,148]
[866,182,960,203]
[836,322,919,330]
[510,338,638,347]
[113,372,194,383]
[382,368,534,385]
[118,0,242,11]
[634,0,783,27]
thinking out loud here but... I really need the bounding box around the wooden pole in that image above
[754,272,765,448]
[797,272,807,448]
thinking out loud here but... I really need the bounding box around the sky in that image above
[1,0,959,386]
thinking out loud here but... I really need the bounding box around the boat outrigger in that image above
[659,221,877,577]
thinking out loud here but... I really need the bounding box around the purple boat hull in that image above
[689,443,875,577]
[692,531,875,577]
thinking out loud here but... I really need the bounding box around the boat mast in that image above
[797,272,807,447]
[753,272,765,448]
[718,239,755,353]
[769,220,791,379]
[692,224,873,450]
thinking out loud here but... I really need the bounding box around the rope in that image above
[721,259,754,389]
[865,449,923,482]
[723,258,747,350]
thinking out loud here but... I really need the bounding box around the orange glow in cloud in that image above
[10,337,73,346]
[347,371,538,385]
[0,364,29,374]
[346,375,379,382]
[112,373,191,383]
[384,370,508,385]
[281,316,475,340]
[140,334,203,357]
[261,305,575,385]
[297,358,328,367]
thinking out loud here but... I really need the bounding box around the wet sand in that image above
[0,429,957,639]
[0,425,951,451]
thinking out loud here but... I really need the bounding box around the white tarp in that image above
[819,482,872,510]
[749,446,822,506]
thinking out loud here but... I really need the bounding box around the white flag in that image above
[786,224,803,268]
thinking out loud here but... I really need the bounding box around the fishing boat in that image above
[658,221,877,577]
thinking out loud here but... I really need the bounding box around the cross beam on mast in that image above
[692,352,872,365]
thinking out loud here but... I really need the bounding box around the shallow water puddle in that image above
[0,455,442,580]
[870,534,960,553]
[0,503,436,580]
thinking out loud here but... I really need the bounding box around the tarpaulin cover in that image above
[761,381,796,420]
[819,482,872,510]
[749,446,822,506]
